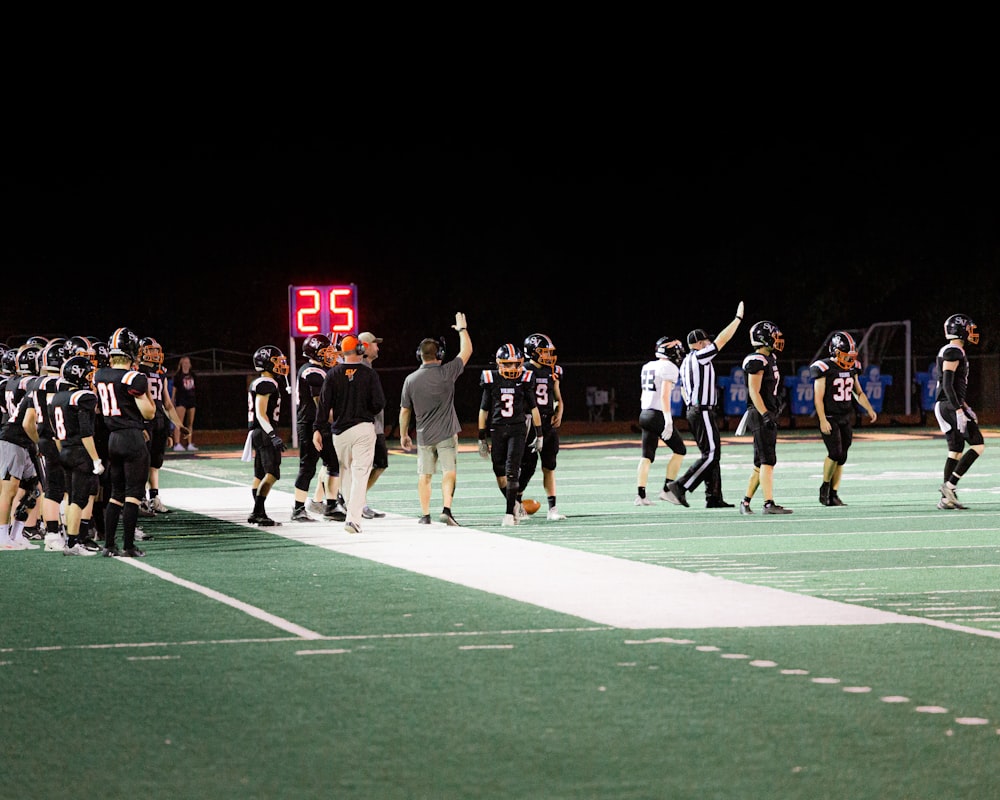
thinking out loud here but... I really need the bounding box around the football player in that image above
[935,314,984,510]
[636,336,688,506]
[478,344,542,527]
[517,333,567,521]
[738,320,792,515]
[48,355,105,555]
[0,343,45,550]
[95,328,156,556]
[246,345,290,526]
[290,333,342,522]
[810,331,877,506]
[137,336,188,516]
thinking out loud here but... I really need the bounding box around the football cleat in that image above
[291,506,316,522]
[634,496,653,506]
[502,514,517,527]
[546,507,567,521]
[762,503,793,515]
[738,501,754,515]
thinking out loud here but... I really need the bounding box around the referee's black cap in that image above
[687,329,710,347]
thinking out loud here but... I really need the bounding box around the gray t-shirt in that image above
[400,359,466,446]
[360,360,385,435]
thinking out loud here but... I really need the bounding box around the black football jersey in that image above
[934,343,969,407]
[808,357,860,417]
[49,388,99,448]
[248,375,283,431]
[742,352,781,415]
[93,366,150,431]
[479,369,537,427]
[527,363,562,417]
[296,362,328,426]
[0,377,46,448]
[140,366,169,422]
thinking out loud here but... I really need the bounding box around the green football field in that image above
[2,430,999,799]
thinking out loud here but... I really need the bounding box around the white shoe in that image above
[173,443,185,452]
[513,502,524,522]
[139,500,156,517]
[1,533,16,550]
[10,533,40,550]
[546,507,567,521]
[187,443,198,451]
[63,542,99,556]
[634,496,653,506]
[502,514,517,527]
[44,532,67,552]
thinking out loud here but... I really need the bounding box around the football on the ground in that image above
[522,499,541,515]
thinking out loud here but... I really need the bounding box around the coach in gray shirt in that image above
[399,312,473,526]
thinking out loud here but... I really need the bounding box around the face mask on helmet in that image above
[138,338,164,367]
[495,344,524,379]
[945,314,979,345]
[829,332,857,370]
[655,337,684,366]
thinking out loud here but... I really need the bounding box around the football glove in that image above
[269,432,285,452]
[478,439,490,459]
[531,436,544,453]
[956,409,968,433]
[660,421,673,442]
[92,459,105,476]
[762,412,777,430]
[963,405,978,423]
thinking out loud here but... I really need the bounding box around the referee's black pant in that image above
[677,407,723,500]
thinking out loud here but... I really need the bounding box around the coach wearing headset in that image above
[399,312,473,526]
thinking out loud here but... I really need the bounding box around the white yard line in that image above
[166,487,924,630]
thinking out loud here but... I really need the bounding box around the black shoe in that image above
[763,502,793,515]
[324,502,347,522]
[23,526,44,541]
[291,506,316,522]
[819,484,831,506]
[664,481,689,508]
[706,498,734,508]
[78,535,102,552]
[738,501,753,515]
[120,547,147,558]
[828,492,846,507]
[248,513,279,527]
[439,511,461,527]
[102,547,122,557]
[418,515,431,525]
[362,505,386,519]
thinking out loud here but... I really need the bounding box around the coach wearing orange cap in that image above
[313,335,386,534]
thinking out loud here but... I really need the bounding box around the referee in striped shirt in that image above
[664,301,744,508]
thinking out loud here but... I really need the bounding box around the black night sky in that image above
[4,127,997,370]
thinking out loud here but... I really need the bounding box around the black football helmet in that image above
[655,336,685,366]
[61,355,95,390]
[828,331,858,370]
[944,313,979,345]
[40,338,68,374]
[25,335,50,349]
[1,347,17,376]
[138,336,164,367]
[303,333,336,367]
[523,333,557,367]
[749,321,784,352]
[108,327,140,360]
[16,343,42,376]
[92,341,110,369]
[63,336,95,363]
[253,345,289,375]
[495,343,524,379]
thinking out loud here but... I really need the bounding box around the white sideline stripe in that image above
[166,488,923,630]
[124,559,325,639]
